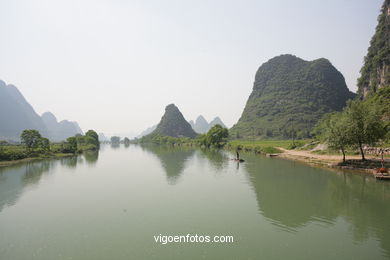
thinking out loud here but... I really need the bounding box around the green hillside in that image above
[146,104,197,138]
[357,0,390,97]
[230,54,355,139]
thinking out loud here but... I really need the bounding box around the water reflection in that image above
[0,156,83,212]
[242,153,390,257]
[198,148,230,171]
[141,145,195,185]
[84,151,99,165]
[111,143,120,149]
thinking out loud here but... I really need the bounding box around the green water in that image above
[1,144,390,260]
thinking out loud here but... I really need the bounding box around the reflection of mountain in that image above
[244,157,337,229]
[243,154,390,256]
[0,157,80,212]
[141,145,195,185]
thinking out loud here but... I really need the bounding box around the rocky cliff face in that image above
[149,104,197,138]
[358,0,390,97]
[230,54,355,139]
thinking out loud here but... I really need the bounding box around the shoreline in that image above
[0,153,75,168]
[275,148,386,175]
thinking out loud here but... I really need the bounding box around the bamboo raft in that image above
[374,168,390,180]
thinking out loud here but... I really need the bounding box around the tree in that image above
[202,125,229,148]
[66,136,78,153]
[21,130,42,151]
[320,113,351,162]
[111,136,121,144]
[123,137,130,144]
[85,130,100,148]
[344,100,386,161]
[39,137,50,152]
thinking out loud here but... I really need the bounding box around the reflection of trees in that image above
[60,156,79,168]
[22,160,54,187]
[0,160,54,212]
[245,157,337,230]
[111,143,120,149]
[198,148,229,171]
[84,151,99,165]
[243,154,390,256]
[0,155,83,213]
[141,145,195,185]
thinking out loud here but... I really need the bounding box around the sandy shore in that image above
[276,148,385,174]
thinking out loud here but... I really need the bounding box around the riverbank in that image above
[276,148,389,174]
[225,140,389,175]
[0,144,99,168]
[0,152,75,167]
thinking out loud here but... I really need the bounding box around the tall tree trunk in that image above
[341,147,346,163]
[358,141,365,161]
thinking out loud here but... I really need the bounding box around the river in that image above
[1,144,390,260]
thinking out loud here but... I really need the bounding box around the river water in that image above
[1,144,390,260]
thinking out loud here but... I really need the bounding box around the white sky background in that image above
[0,0,383,135]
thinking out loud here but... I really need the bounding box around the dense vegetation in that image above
[230,55,355,139]
[138,124,229,149]
[314,93,389,161]
[146,104,197,138]
[357,0,390,96]
[0,129,99,162]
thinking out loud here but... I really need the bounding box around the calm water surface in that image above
[1,144,390,260]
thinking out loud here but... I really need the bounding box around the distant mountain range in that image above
[0,79,83,142]
[137,125,157,138]
[138,115,226,138]
[41,112,83,142]
[189,115,227,134]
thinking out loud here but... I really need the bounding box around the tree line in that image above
[314,99,389,162]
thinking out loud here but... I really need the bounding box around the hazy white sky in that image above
[0,0,383,135]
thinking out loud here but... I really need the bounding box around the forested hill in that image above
[147,104,197,138]
[358,0,390,97]
[230,54,355,139]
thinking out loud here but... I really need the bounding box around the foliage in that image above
[85,130,100,148]
[111,136,121,144]
[147,104,197,138]
[230,54,355,139]
[199,125,229,148]
[344,100,386,160]
[226,139,298,154]
[357,0,390,95]
[39,137,50,152]
[314,99,387,161]
[20,129,42,151]
[123,137,130,145]
[314,112,351,162]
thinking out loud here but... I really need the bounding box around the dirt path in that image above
[277,148,376,162]
[275,148,386,173]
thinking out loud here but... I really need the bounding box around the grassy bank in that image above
[0,143,97,167]
[226,140,310,154]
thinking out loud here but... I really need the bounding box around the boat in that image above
[374,167,389,180]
